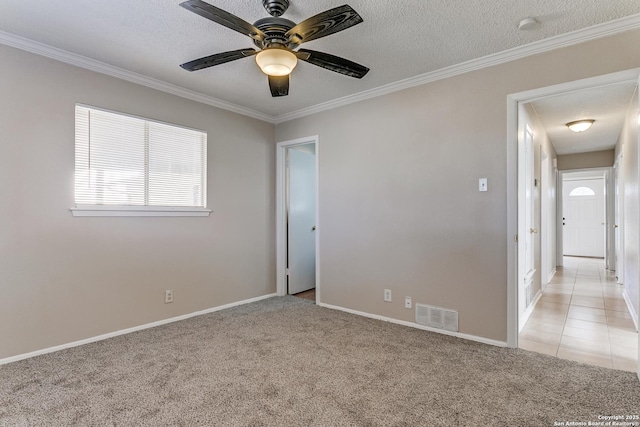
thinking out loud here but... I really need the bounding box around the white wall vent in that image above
[525,283,534,308]
[415,304,458,332]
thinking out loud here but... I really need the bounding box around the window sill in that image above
[70,206,212,217]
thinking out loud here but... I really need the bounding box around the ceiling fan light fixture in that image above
[255,48,297,76]
[566,119,595,133]
[179,1,369,96]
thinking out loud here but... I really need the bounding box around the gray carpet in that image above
[1,296,638,426]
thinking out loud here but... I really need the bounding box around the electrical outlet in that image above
[404,297,412,309]
[165,289,174,304]
[384,289,392,302]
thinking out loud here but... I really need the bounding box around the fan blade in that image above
[296,49,369,79]
[180,0,266,43]
[268,75,289,97]
[180,49,257,71]
[285,5,363,45]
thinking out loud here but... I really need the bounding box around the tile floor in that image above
[519,257,638,372]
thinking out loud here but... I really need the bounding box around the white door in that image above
[287,146,316,294]
[563,178,605,257]
[518,125,536,330]
[524,128,535,285]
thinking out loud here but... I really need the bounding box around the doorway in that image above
[287,143,316,296]
[276,136,319,302]
[507,69,640,376]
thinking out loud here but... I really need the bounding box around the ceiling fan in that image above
[179,0,370,97]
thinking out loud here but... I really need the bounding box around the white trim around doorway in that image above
[276,135,320,302]
[506,68,640,349]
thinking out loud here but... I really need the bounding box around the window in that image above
[569,186,596,197]
[72,105,209,216]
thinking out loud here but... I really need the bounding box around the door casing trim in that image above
[507,68,640,348]
[276,135,320,301]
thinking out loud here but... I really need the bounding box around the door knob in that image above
[312,226,316,231]
[615,224,619,228]
[529,228,538,233]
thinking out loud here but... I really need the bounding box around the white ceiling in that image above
[530,82,638,155]
[1,0,640,120]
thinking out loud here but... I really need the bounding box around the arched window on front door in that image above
[569,186,596,197]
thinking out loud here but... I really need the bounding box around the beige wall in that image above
[615,86,640,322]
[275,29,640,342]
[0,45,276,359]
[557,150,615,170]
[3,29,640,358]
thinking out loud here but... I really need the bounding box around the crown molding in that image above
[0,30,276,124]
[273,13,640,124]
[2,12,640,126]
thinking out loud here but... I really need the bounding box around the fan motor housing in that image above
[253,17,298,49]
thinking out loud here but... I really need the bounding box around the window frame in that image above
[71,104,211,217]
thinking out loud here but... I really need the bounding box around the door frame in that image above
[276,135,320,301]
[614,153,624,284]
[506,68,640,348]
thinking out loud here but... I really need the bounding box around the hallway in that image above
[519,257,638,372]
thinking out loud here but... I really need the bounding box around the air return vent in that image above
[415,304,458,332]
[525,283,534,308]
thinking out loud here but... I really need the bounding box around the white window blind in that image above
[75,105,207,209]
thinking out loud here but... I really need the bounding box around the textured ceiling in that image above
[530,82,638,155]
[1,0,640,119]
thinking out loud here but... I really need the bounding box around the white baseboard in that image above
[622,289,639,331]
[0,293,277,366]
[546,267,557,285]
[518,290,543,333]
[317,302,507,348]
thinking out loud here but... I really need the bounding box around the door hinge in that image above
[514,234,518,243]
[286,268,290,276]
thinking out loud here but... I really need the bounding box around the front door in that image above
[563,178,605,258]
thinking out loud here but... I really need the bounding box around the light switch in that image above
[479,178,488,192]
